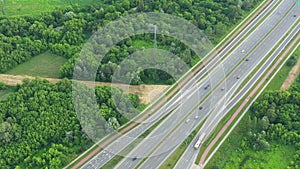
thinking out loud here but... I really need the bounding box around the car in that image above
[245,58,249,61]
[293,15,296,17]
[221,87,225,91]
[185,119,190,123]
[199,106,203,110]
[195,115,199,119]
[132,156,137,161]
[204,84,210,90]
[236,76,240,79]
[241,49,245,53]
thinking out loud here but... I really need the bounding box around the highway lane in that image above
[135,1,299,169]
[80,1,281,168]
[114,1,295,169]
[174,21,300,169]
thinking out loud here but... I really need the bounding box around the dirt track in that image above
[280,57,300,90]
[0,74,169,104]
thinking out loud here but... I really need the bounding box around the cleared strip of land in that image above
[280,56,300,90]
[0,74,169,104]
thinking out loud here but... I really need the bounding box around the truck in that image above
[194,133,206,149]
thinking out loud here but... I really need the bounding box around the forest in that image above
[0,0,262,84]
[0,78,140,169]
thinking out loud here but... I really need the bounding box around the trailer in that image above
[194,133,206,149]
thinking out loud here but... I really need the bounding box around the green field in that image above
[0,0,98,16]
[7,51,67,78]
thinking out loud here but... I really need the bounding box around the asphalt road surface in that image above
[114,0,298,169]
[175,21,300,169]
[80,0,293,168]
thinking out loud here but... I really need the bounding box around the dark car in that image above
[204,84,210,90]
[199,106,203,110]
[132,156,137,161]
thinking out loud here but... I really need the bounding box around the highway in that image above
[79,0,292,168]
[134,2,299,169]
[78,1,277,169]
[113,0,298,169]
[175,21,300,169]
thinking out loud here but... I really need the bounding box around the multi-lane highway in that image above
[175,21,300,169]
[78,1,277,168]
[129,1,299,169]
[79,0,299,168]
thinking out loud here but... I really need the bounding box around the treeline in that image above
[241,77,300,168]
[0,78,140,169]
[0,0,262,84]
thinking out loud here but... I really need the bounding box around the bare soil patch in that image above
[280,58,300,90]
[0,74,169,104]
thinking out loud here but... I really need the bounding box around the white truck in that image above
[194,133,206,149]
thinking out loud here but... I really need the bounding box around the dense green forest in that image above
[0,78,140,169]
[207,76,300,169]
[0,0,262,84]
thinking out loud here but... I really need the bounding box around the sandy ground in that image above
[280,58,300,90]
[0,74,169,104]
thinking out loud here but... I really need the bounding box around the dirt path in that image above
[280,57,300,90]
[0,74,169,104]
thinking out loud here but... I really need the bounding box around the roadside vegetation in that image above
[206,51,300,169]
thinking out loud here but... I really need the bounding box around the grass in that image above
[7,51,67,78]
[266,47,300,90]
[0,0,98,17]
[205,113,296,169]
[0,86,16,101]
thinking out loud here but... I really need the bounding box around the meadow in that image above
[7,51,67,78]
[0,0,97,16]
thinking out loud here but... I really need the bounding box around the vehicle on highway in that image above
[199,106,203,110]
[236,76,240,79]
[204,84,210,90]
[132,156,137,161]
[185,119,190,123]
[241,49,245,53]
[194,133,206,149]
[245,58,249,61]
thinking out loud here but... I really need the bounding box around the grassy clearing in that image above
[0,0,98,17]
[266,47,300,90]
[206,125,295,169]
[7,51,67,78]
[0,86,16,101]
